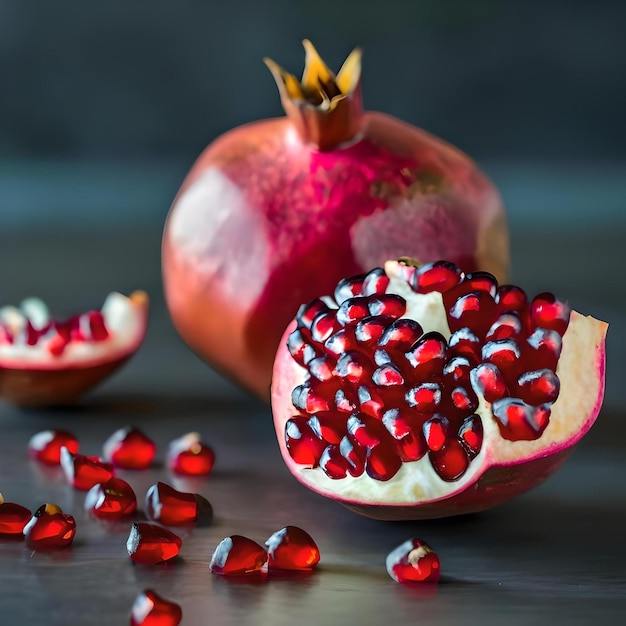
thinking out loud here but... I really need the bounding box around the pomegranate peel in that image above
[271,259,607,520]
[0,291,149,407]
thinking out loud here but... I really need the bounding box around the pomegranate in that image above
[0,291,149,407]
[271,259,608,520]
[162,41,508,399]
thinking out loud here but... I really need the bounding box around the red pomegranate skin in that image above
[162,46,508,400]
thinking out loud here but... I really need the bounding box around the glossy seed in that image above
[102,426,156,470]
[127,522,182,565]
[28,429,79,466]
[210,535,268,576]
[130,589,182,626]
[412,261,463,294]
[386,538,440,583]
[84,477,137,521]
[23,503,76,550]
[166,432,215,476]
[265,526,320,570]
[145,482,213,527]
[405,382,441,412]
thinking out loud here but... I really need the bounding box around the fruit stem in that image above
[264,40,364,151]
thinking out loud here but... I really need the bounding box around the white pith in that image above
[0,292,147,369]
[273,261,608,506]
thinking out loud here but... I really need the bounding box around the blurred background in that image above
[0,0,624,408]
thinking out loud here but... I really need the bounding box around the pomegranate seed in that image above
[296,298,331,329]
[292,382,330,413]
[285,416,326,465]
[336,296,370,325]
[378,318,423,351]
[470,363,508,402]
[324,328,356,356]
[84,477,137,521]
[443,355,474,385]
[166,432,215,476]
[308,413,344,445]
[28,429,79,466]
[365,443,403,481]
[287,328,319,366]
[145,482,213,527]
[526,328,562,371]
[339,436,366,476]
[517,369,560,405]
[530,292,570,336]
[496,284,529,313]
[382,409,428,462]
[319,445,349,478]
[355,316,392,346]
[486,312,524,341]
[86,310,109,341]
[334,387,358,413]
[450,386,478,413]
[0,494,31,536]
[368,294,406,318]
[412,260,463,294]
[405,332,447,377]
[464,271,498,296]
[423,415,450,452]
[130,589,182,626]
[482,338,521,373]
[210,535,268,576]
[458,414,483,457]
[308,355,336,382]
[406,382,441,412]
[430,439,469,481]
[335,351,371,384]
[357,385,385,418]
[386,538,440,583]
[23,503,76,550]
[334,274,365,304]
[310,311,340,343]
[127,522,182,565]
[374,348,393,366]
[47,331,69,356]
[265,526,320,570]
[492,398,551,441]
[60,447,114,491]
[446,291,497,337]
[448,327,481,361]
[102,426,156,470]
[347,413,391,449]
[372,363,404,386]
[361,267,390,295]
[0,322,12,344]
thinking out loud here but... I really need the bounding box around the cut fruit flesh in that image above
[0,291,148,406]
[271,260,607,520]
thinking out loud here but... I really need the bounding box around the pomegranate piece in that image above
[210,535,268,576]
[23,503,76,550]
[28,429,79,466]
[127,522,182,565]
[130,589,182,626]
[0,291,149,407]
[0,493,31,536]
[102,426,156,470]
[166,432,215,476]
[386,538,440,583]
[61,447,114,491]
[145,482,213,527]
[84,477,137,521]
[265,526,320,570]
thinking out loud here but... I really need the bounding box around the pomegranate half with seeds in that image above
[162,40,508,400]
[0,291,148,407]
[271,259,607,520]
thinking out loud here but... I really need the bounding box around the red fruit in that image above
[130,589,182,626]
[0,292,148,407]
[209,535,268,576]
[271,258,608,520]
[126,523,182,565]
[23,503,76,549]
[28,429,79,466]
[166,432,215,476]
[386,538,440,583]
[265,526,320,570]
[0,493,31,536]
[61,447,115,491]
[145,482,213,527]
[162,41,509,401]
[84,477,137,521]
[102,426,156,470]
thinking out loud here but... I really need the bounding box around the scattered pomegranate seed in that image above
[166,432,215,476]
[210,535,268,576]
[84,477,137,521]
[60,447,115,491]
[23,503,76,550]
[102,426,156,470]
[0,493,31,536]
[145,482,213,527]
[28,429,79,466]
[386,538,440,583]
[130,589,182,626]
[265,526,320,571]
[126,522,182,565]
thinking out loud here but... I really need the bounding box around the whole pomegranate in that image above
[162,41,509,399]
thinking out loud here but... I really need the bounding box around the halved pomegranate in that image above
[0,291,148,407]
[271,259,608,520]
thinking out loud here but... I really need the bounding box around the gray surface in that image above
[0,228,625,624]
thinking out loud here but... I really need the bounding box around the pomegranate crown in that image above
[264,40,364,150]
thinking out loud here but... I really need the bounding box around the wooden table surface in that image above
[1,225,625,625]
